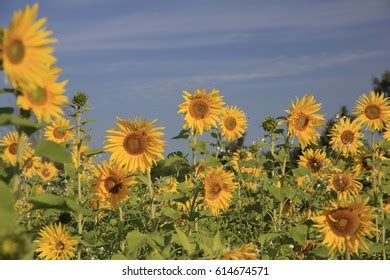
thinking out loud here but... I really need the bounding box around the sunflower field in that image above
[1,3,390,261]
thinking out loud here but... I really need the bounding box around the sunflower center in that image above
[294,113,310,131]
[26,87,48,106]
[53,127,66,139]
[123,132,148,155]
[25,159,33,169]
[207,178,224,200]
[224,117,237,131]
[332,173,351,192]
[8,143,18,155]
[308,158,321,173]
[340,130,355,145]
[328,209,360,236]
[6,40,25,64]
[42,168,51,177]
[104,176,122,194]
[189,99,209,119]
[55,241,65,251]
[365,105,381,120]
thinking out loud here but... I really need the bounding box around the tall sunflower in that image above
[178,89,224,134]
[329,117,363,156]
[22,148,41,179]
[203,167,237,215]
[44,117,73,143]
[1,3,57,86]
[328,169,362,200]
[231,150,261,190]
[0,130,31,166]
[37,162,58,181]
[353,91,390,131]
[35,223,78,260]
[92,161,137,208]
[220,106,248,142]
[298,148,331,177]
[313,198,375,256]
[285,95,324,148]
[104,117,165,174]
[17,67,68,123]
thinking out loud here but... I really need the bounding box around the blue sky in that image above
[1,0,390,153]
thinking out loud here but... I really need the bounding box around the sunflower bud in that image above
[261,117,278,133]
[72,92,88,108]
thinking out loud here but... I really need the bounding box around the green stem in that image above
[345,251,351,260]
[191,132,197,168]
[75,110,83,260]
[147,171,156,228]
[118,205,125,252]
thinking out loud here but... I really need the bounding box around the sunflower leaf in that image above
[35,140,72,163]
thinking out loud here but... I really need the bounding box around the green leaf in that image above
[383,183,390,194]
[111,253,127,260]
[0,114,40,128]
[196,140,207,153]
[126,230,146,254]
[29,193,67,209]
[64,198,94,216]
[258,232,280,246]
[174,227,195,255]
[212,230,223,253]
[289,225,308,245]
[0,181,16,230]
[35,140,72,163]
[0,107,14,114]
[172,129,190,140]
[312,245,329,258]
[203,155,220,166]
[86,148,103,156]
[161,207,179,220]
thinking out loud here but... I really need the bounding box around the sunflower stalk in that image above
[147,170,156,229]
[118,205,125,252]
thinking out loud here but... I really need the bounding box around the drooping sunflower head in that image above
[17,67,68,123]
[329,117,363,157]
[0,130,31,166]
[34,223,78,260]
[1,3,57,86]
[104,117,165,174]
[328,169,362,200]
[37,162,58,181]
[221,243,257,260]
[43,117,73,143]
[298,148,331,176]
[219,106,248,142]
[92,161,137,208]
[285,95,324,148]
[22,148,41,179]
[203,167,237,215]
[353,91,390,131]
[178,89,224,134]
[313,198,375,256]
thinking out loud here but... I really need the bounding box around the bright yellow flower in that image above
[104,117,165,174]
[353,91,390,131]
[329,117,363,156]
[221,243,257,260]
[92,161,137,208]
[328,169,362,200]
[298,148,331,177]
[0,130,31,166]
[17,67,67,123]
[313,198,375,256]
[220,106,247,142]
[158,177,178,193]
[22,148,41,179]
[72,144,93,167]
[384,197,390,213]
[44,117,73,143]
[384,129,390,141]
[285,95,324,148]
[178,89,224,134]
[231,150,261,190]
[203,167,237,215]
[353,148,386,177]
[35,224,78,260]
[37,162,58,181]
[1,3,57,86]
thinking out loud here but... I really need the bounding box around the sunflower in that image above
[328,169,362,200]
[221,243,257,260]
[285,95,324,148]
[329,117,363,156]
[384,129,390,141]
[1,3,57,86]
[203,167,237,215]
[92,161,137,208]
[353,91,390,131]
[72,144,92,167]
[22,148,41,179]
[178,88,224,134]
[384,197,390,213]
[104,117,165,174]
[0,130,31,166]
[295,176,315,193]
[231,150,261,189]
[353,148,386,176]
[219,106,247,142]
[16,67,67,124]
[37,162,58,181]
[35,223,78,260]
[44,117,73,143]
[313,198,375,256]
[298,148,331,176]
[158,177,178,193]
